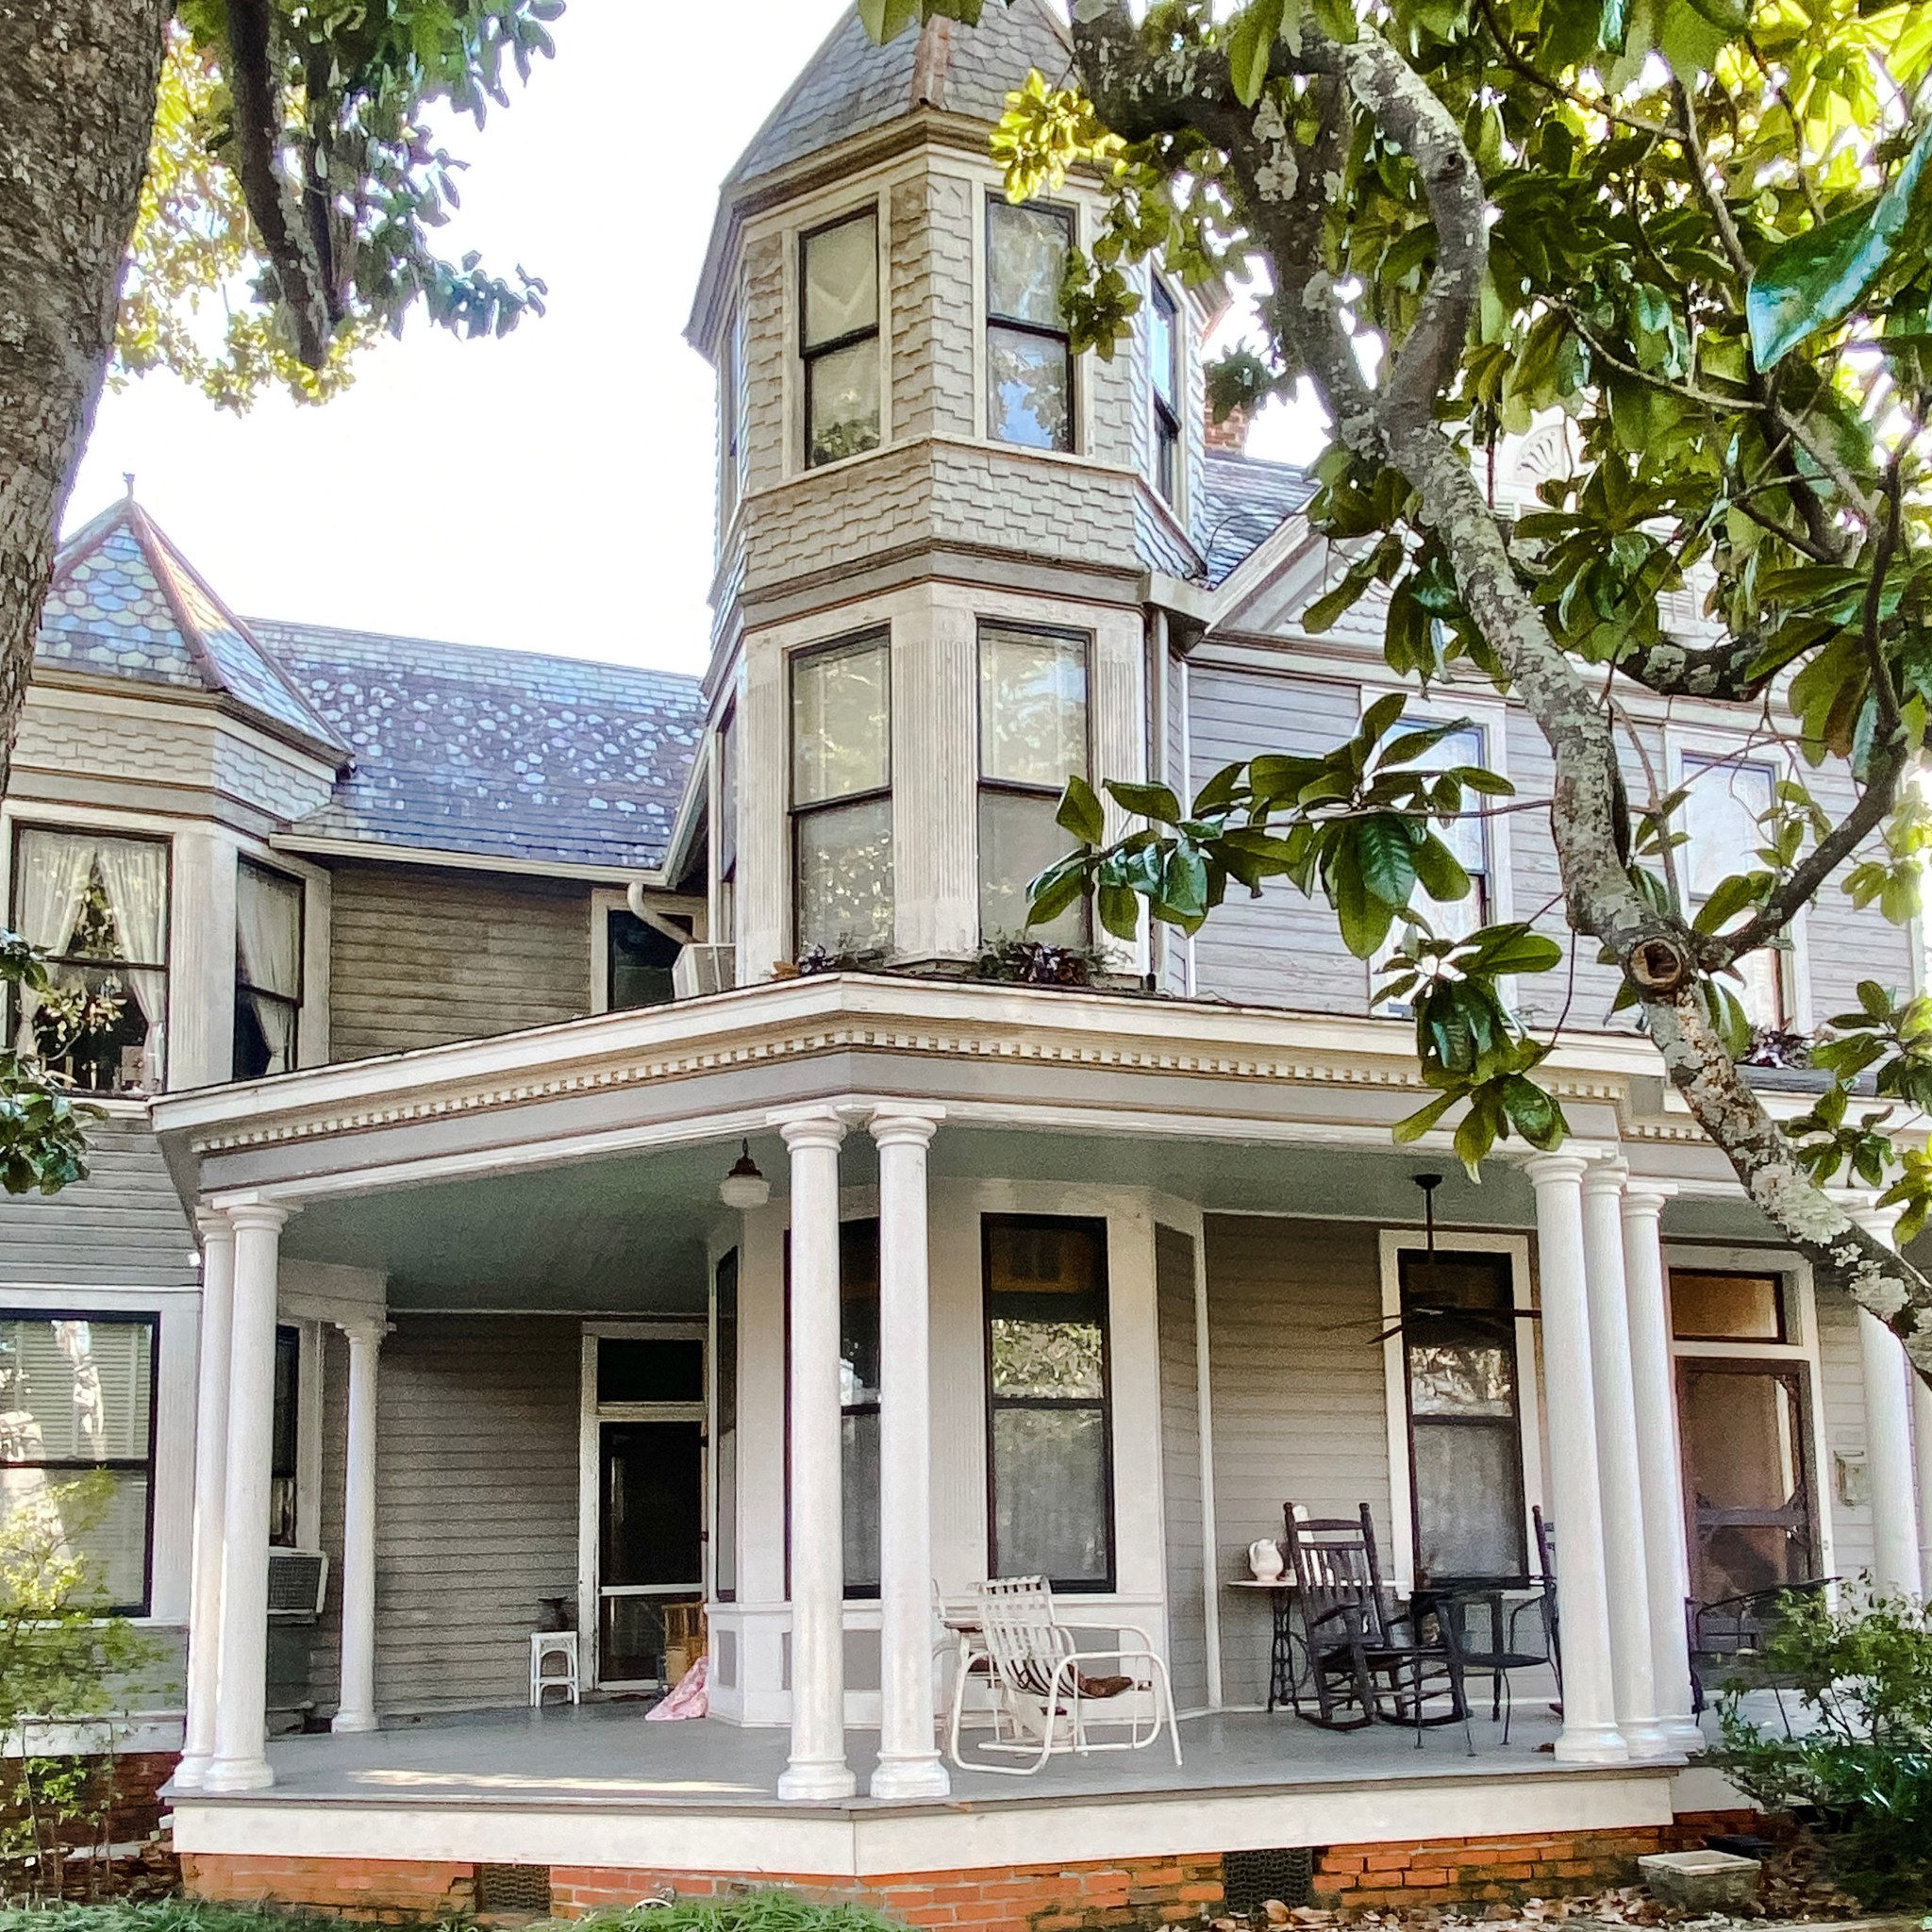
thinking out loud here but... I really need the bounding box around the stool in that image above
[530,1630,579,1707]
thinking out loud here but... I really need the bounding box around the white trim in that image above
[268,830,663,889]
[1377,1228,1543,1594]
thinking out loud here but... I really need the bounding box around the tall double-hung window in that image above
[1681,755,1786,1026]
[978,626,1089,941]
[234,858,302,1079]
[801,209,881,469]
[9,827,169,1092]
[987,199,1074,451]
[1149,277,1181,503]
[791,633,892,957]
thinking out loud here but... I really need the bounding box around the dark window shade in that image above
[608,910,680,1011]
[598,1338,705,1406]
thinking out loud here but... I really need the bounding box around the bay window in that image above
[9,826,169,1093]
[791,633,892,958]
[0,1314,158,1613]
[1681,755,1786,1026]
[978,625,1090,942]
[987,199,1074,451]
[234,858,302,1079]
[801,209,881,469]
[983,1216,1113,1591]
[1150,276,1181,503]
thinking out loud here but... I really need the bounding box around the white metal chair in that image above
[949,1575,1181,1775]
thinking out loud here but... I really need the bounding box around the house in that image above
[5,2,1930,1924]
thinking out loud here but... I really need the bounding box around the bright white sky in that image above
[72,0,1312,678]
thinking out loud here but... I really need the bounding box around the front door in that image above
[583,1327,706,1689]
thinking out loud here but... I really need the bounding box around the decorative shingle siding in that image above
[0,1118,197,1290]
[891,172,976,444]
[325,861,592,1061]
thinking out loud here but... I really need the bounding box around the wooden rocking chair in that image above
[948,1576,1182,1776]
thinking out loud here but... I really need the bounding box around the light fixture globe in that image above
[718,1139,770,1210]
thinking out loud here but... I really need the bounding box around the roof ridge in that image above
[251,614,705,688]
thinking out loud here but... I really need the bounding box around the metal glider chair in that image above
[949,1575,1183,1775]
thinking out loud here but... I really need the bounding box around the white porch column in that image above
[774,1108,856,1801]
[1579,1162,1667,1758]
[332,1319,389,1733]
[207,1202,289,1794]
[868,1104,949,1800]
[1522,1153,1627,1763]
[1846,1199,1923,1599]
[176,1210,237,1791]
[1916,1377,1932,1595]
[1619,1179,1701,1752]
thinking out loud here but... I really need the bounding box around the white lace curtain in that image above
[236,862,301,1073]
[10,831,93,1051]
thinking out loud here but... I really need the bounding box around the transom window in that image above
[9,826,169,1093]
[0,1314,158,1613]
[1671,1269,1787,1342]
[234,858,302,1080]
[977,625,1090,942]
[987,199,1074,452]
[1150,276,1181,503]
[791,633,892,959]
[983,1216,1114,1591]
[801,209,881,469]
[1681,755,1786,1026]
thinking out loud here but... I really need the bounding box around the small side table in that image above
[530,1629,580,1707]
[1225,1577,1305,1712]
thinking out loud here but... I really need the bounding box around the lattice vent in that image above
[1224,1847,1315,1916]
[475,1865,553,1914]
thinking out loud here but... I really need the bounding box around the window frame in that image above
[789,629,893,959]
[1149,275,1182,506]
[984,193,1077,455]
[1376,1229,1542,1595]
[974,623,1092,944]
[980,1212,1117,1593]
[715,700,739,948]
[798,205,884,473]
[234,855,304,1081]
[0,1309,161,1616]
[720,301,743,533]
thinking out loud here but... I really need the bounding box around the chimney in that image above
[1205,402,1251,455]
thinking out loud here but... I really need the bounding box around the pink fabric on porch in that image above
[645,1657,708,1721]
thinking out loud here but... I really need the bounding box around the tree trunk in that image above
[0,0,168,799]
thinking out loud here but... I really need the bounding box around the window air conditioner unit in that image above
[673,944,736,999]
[267,1547,329,1622]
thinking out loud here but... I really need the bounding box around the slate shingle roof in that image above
[253,620,705,874]
[1196,450,1316,588]
[39,497,347,757]
[726,0,1074,186]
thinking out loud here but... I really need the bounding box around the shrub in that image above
[586,1895,908,1932]
[1713,1585,1932,1907]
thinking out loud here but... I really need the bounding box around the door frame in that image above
[577,1321,708,1690]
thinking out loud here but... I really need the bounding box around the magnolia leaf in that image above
[1107,779,1184,824]
[1227,0,1290,107]
[1353,815,1419,907]
[857,0,924,41]
[1056,774,1106,845]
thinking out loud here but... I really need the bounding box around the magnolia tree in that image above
[863,0,1932,1372]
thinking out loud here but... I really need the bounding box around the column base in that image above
[777,1758,858,1802]
[869,1756,952,1801]
[1553,1723,1629,1765]
[1618,1716,1674,1760]
[1659,1715,1705,1754]
[330,1710,379,1735]
[204,1756,275,1794]
[171,1752,209,1793]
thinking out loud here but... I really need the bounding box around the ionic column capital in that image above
[194,1206,239,1247]
[1620,1176,1676,1222]
[868,1103,943,1150]
[1522,1150,1591,1191]
[1581,1156,1631,1199]
[224,1201,293,1237]
[769,1107,849,1155]
[337,1318,392,1350]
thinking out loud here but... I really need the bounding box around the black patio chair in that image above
[1284,1502,1473,1752]
[1689,1576,1836,1725]
[1419,1576,1557,1743]
[1532,1505,1562,1696]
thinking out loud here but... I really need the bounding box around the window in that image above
[987,199,1074,451]
[840,1221,880,1597]
[1671,1270,1786,1342]
[1373,721,1491,1008]
[1396,1250,1526,1584]
[607,910,680,1010]
[801,209,881,469]
[983,1216,1113,1590]
[791,634,892,957]
[1150,277,1181,504]
[978,626,1090,942]
[0,1315,157,1613]
[9,827,169,1093]
[1681,755,1785,1025]
[713,1250,738,1602]
[720,303,744,530]
[716,703,739,948]
[234,858,302,1080]
[270,1324,301,1547]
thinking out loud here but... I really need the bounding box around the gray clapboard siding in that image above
[359,1315,580,1716]
[0,1118,196,1290]
[1154,1224,1208,1711]
[326,861,594,1061]
[1204,1214,1391,1707]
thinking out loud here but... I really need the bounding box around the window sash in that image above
[986,198,1074,453]
[1680,755,1787,1026]
[1150,278,1181,504]
[801,210,881,470]
[791,636,891,808]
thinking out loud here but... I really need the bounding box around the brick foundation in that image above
[180,1817,1765,1927]
[0,1751,177,1847]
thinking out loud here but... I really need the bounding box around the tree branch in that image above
[1612,632,1774,702]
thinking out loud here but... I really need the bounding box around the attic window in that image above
[1150,276,1181,503]
[987,198,1074,452]
[801,209,881,469]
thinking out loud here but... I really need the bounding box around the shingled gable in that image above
[38,494,348,762]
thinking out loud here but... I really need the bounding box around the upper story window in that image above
[1681,755,1785,1025]
[801,209,881,469]
[1374,721,1490,1008]
[716,703,739,947]
[234,858,302,1080]
[720,302,742,531]
[1150,276,1181,503]
[0,1313,158,1613]
[987,199,1074,452]
[608,909,681,1009]
[978,625,1090,942]
[9,826,169,1093]
[791,633,892,958]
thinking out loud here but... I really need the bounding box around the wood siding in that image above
[1813,1286,1874,1581]
[0,1118,197,1290]
[326,861,594,1061]
[1204,1215,1391,1707]
[1155,1224,1208,1710]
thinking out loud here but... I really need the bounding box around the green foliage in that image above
[1714,1588,1932,1907]
[0,934,94,1200]
[581,1893,913,1932]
